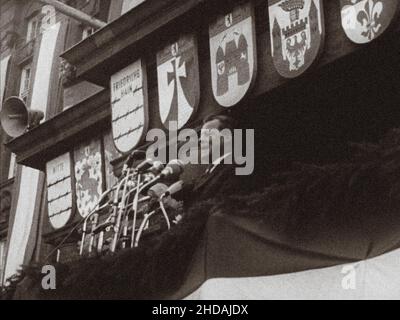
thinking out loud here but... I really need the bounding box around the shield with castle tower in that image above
[268,0,325,78]
[209,2,257,107]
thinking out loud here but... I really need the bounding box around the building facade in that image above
[1,0,400,298]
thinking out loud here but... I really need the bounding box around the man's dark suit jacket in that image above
[179,163,247,209]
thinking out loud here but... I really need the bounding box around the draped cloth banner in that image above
[172,212,400,300]
[185,248,400,300]
[0,54,10,105]
[4,23,61,282]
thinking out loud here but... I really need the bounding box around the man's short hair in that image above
[203,114,236,131]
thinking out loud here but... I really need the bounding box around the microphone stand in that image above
[130,173,142,248]
[129,174,164,248]
[111,168,136,253]
[79,184,117,256]
[134,194,172,248]
[135,209,156,248]
[159,194,171,230]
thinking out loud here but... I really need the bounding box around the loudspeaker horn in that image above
[0,96,44,138]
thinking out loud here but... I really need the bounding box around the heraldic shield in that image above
[46,153,73,230]
[209,2,257,108]
[269,0,325,78]
[341,0,399,44]
[157,34,200,129]
[110,59,149,154]
[74,138,103,218]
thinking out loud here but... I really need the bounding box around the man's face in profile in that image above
[200,119,221,163]
[200,119,232,163]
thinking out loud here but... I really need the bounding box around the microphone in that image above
[139,160,185,192]
[122,150,146,173]
[163,180,184,198]
[148,161,165,175]
[148,183,169,200]
[141,161,165,185]
[147,183,169,211]
[159,159,185,180]
[135,159,155,173]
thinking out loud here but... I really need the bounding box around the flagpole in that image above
[36,0,106,29]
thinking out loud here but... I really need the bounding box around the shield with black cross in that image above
[157,33,200,129]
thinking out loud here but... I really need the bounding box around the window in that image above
[19,64,32,103]
[26,15,42,42]
[0,241,5,286]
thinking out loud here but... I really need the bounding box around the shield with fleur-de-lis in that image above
[340,0,399,44]
[209,2,257,108]
[157,34,200,129]
[110,59,149,154]
[269,0,325,78]
[74,138,103,218]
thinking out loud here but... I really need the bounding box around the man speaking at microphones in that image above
[174,114,245,209]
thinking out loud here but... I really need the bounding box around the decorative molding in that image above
[61,0,205,86]
[60,58,77,86]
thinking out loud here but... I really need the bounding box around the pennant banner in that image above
[0,55,10,106]
[4,21,61,282]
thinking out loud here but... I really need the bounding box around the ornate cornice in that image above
[61,0,206,86]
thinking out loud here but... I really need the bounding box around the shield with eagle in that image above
[74,138,103,218]
[110,59,149,154]
[340,0,399,44]
[209,2,257,108]
[157,34,200,129]
[268,0,325,78]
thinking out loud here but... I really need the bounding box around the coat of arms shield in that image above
[209,2,257,108]
[110,59,149,154]
[157,34,200,129]
[46,153,73,229]
[340,0,399,44]
[268,0,325,78]
[74,138,103,218]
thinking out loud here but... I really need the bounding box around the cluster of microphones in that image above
[78,150,186,257]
